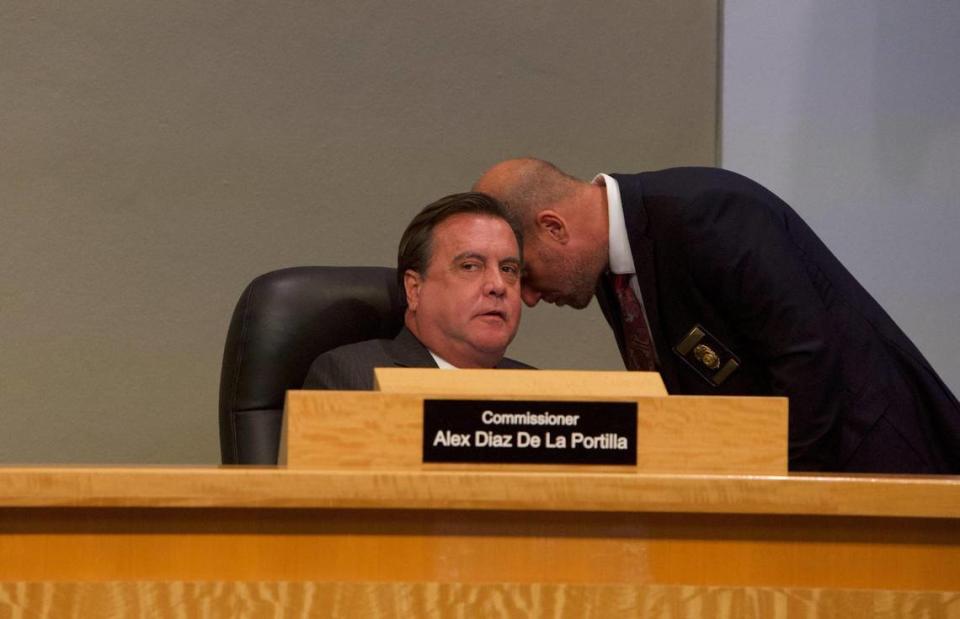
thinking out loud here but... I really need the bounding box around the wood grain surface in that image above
[0,582,956,618]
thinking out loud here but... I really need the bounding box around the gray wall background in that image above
[722,1,960,396]
[1,2,718,463]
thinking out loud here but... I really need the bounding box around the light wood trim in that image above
[0,467,958,518]
[282,391,788,473]
[0,582,956,618]
[374,368,668,397]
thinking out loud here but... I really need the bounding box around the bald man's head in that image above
[473,158,583,231]
[473,158,611,310]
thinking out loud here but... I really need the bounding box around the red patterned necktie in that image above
[610,273,656,371]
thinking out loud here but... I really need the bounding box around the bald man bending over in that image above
[475,158,960,473]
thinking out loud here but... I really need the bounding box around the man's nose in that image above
[521,283,541,307]
[484,269,507,296]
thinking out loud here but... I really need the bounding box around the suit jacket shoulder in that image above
[303,327,534,390]
[303,327,436,390]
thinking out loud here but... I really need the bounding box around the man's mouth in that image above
[477,309,507,321]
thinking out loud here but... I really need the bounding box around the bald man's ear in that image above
[536,210,569,244]
[403,269,422,311]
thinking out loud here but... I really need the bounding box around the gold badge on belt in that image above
[673,324,740,386]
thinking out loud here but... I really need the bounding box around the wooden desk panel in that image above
[0,467,958,617]
[0,507,958,590]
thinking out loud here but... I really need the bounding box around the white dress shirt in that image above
[593,173,658,361]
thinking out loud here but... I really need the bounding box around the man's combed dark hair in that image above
[396,192,522,305]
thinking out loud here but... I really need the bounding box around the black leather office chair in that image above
[218,266,405,464]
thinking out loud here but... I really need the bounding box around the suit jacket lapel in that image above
[383,327,439,368]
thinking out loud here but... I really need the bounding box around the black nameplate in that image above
[422,399,637,465]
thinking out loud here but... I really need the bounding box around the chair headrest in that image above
[218,266,404,463]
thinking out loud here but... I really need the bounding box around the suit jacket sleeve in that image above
[679,190,844,470]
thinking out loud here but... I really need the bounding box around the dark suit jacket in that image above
[303,326,533,390]
[598,168,960,473]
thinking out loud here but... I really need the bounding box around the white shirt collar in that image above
[428,350,457,369]
[593,173,634,275]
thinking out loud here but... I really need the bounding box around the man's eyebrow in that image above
[452,251,486,262]
[451,252,521,265]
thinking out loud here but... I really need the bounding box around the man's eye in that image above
[502,264,520,276]
[461,262,481,271]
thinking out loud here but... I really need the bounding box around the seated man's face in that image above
[405,213,522,367]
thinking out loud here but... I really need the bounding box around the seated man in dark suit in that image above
[304,192,532,390]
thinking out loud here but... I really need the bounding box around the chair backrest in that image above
[218,266,404,464]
